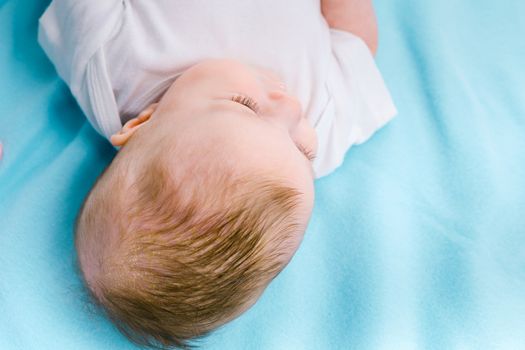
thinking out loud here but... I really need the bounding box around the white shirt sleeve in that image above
[312,29,397,179]
[38,0,125,139]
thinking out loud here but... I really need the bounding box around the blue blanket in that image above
[1,0,524,349]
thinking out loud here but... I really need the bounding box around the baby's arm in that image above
[321,0,378,55]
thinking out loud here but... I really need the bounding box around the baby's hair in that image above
[74,134,305,349]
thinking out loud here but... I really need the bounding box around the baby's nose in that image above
[268,90,303,122]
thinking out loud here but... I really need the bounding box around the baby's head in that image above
[75,59,317,349]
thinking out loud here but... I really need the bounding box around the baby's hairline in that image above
[75,148,310,296]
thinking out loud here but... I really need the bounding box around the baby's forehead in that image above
[163,147,307,201]
[145,115,315,216]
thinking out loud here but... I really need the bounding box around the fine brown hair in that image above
[74,136,306,349]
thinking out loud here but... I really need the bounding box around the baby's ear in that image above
[110,103,159,147]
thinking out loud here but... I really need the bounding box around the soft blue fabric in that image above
[1,0,524,349]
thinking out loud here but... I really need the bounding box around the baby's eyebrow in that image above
[295,149,315,178]
[308,161,314,179]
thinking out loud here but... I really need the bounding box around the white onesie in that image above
[38,0,397,179]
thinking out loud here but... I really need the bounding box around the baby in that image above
[39,0,396,348]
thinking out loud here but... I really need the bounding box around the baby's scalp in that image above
[74,133,308,349]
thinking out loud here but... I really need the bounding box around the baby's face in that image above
[128,58,317,249]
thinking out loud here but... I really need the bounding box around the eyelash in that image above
[231,94,316,162]
[297,143,317,162]
[231,95,260,113]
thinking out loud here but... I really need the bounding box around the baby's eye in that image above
[231,94,260,113]
[232,94,315,162]
[297,143,317,162]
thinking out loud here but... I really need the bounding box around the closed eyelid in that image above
[296,143,317,162]
[227,96,315,162]
[231,94,259,113]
